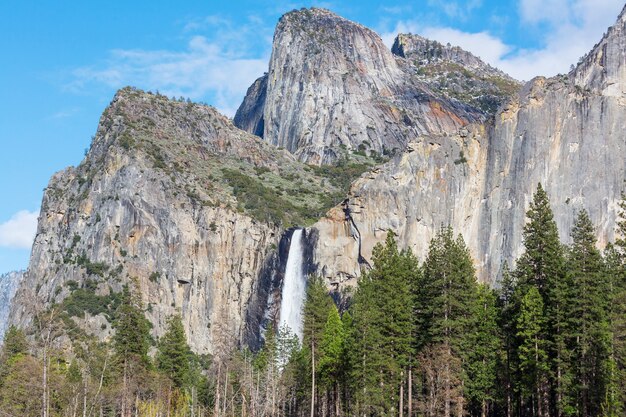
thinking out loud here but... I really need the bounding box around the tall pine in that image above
[156,314,191,388]
[604,193,626,415]
[416,226,478,417]
[112,284,151,365]
[513,184,566,417]
[348,231,417,415]
[567,210,610,416]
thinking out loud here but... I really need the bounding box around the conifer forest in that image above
[2,184,626,417]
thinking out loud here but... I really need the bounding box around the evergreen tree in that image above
[515,184,565,298]
[301,275,334,416]
[513,184,567,417]
[112,284,151,365]
[348,231,417,415]
[603,243,626,417]
[567,210,611,416]
[603,193,626,416]
[0,325,29,394]
[516,287,549,417]
[418,227,476,352]
[319,305,345,416]
[156,314,191,388]
[416,226,477,417]
[466,284,500,417]
[1,325,28,361]
[496,263,518,417]
[302,276,334,354]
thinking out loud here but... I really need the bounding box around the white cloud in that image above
[0,210,38,249]
[380,0,624,81]
[519,0,570,24]
[420,27,512,67]
[67,17,272,117]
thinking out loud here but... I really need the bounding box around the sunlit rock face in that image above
[235,8,484,165]
[238,7,626,287]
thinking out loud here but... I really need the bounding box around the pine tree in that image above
[301,275,334,417]
[516,287,549,417]
[416,226,478,417]
[1,325,28,361]
[157,315,191,388]
[603,243,626,417]
[348,231,417,415]
[319,305,345,416]
[302,276,334,354]
[513,184,566,417]
[418,227,476,353]
[567,210,611,416]
[496,263,517,417]
[112,284,151,365]
[603,193,626,416]
[112,282,151,416]
[466,284,500,417]
[515,184,565,299]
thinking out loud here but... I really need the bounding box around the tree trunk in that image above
[42,341,48,417]
[223,367,229,417]
[83,380,87,417]
[400,370,404,417]
[408,368,412,417]
[445,353,451,417]
[215,363,221,417]
[311,341,316,417]
[122,359,127,417]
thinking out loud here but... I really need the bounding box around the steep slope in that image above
[235,8,484,164]
[0,271,23,340]
[311,7,626,285]
[8,88,350,354]
[392,34,521,113]
[479,6,626,279]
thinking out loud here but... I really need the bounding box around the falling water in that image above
[278,229,306,342]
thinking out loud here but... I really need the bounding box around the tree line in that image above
[1,183,625,416]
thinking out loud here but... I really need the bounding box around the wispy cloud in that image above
[46,107,80,120]
[0,210,38,250]
[67,16,273,117]
[380,0,624,81]
[426,0,483,19]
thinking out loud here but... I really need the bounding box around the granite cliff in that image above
[238,7,626,285]
[8,88,359,353]
[234,8,484,165]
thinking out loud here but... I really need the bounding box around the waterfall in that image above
[278,229,307,342]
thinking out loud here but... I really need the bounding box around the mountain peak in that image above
[391,33,520,114]
[391,33,515,81]
[572,4,626,94]
[235,9,483,164]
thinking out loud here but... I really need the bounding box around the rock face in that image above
[0,271,23,340]
[234,75,267,138]
[234,8,484,165]
[8,88,344,354]
[391,34,521,114]
[310,7,626,285]
[392,33,510,79]
[479,6,626,279]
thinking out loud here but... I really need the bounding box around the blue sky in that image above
[0,0,623,273]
